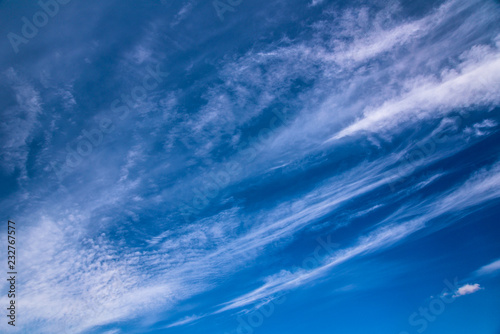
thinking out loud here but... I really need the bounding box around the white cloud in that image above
[474,259,500,277]
[0,68,42,175]
[3,0,500,332]
[310,0,324,6]
[171,1,195,27]
[190,0,500,183]
[102,330,121,334]
[329,50,500,141]
[165,314,205,328]
[454,283,483,297]
[214,219,425,314]
[193,157,500,319]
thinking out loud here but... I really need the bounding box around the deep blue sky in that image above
[1,0,500,333]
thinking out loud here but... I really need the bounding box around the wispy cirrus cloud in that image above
[0,67,42,175]
[209,159,500,315]
[474,259,500,277]
[1,0,500,332]
[330,48,500,141]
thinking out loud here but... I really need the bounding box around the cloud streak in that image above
[1,0,500,332]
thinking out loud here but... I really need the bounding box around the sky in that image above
[0,0,500,333]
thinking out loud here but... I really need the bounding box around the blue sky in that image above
[1,0,500,333]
